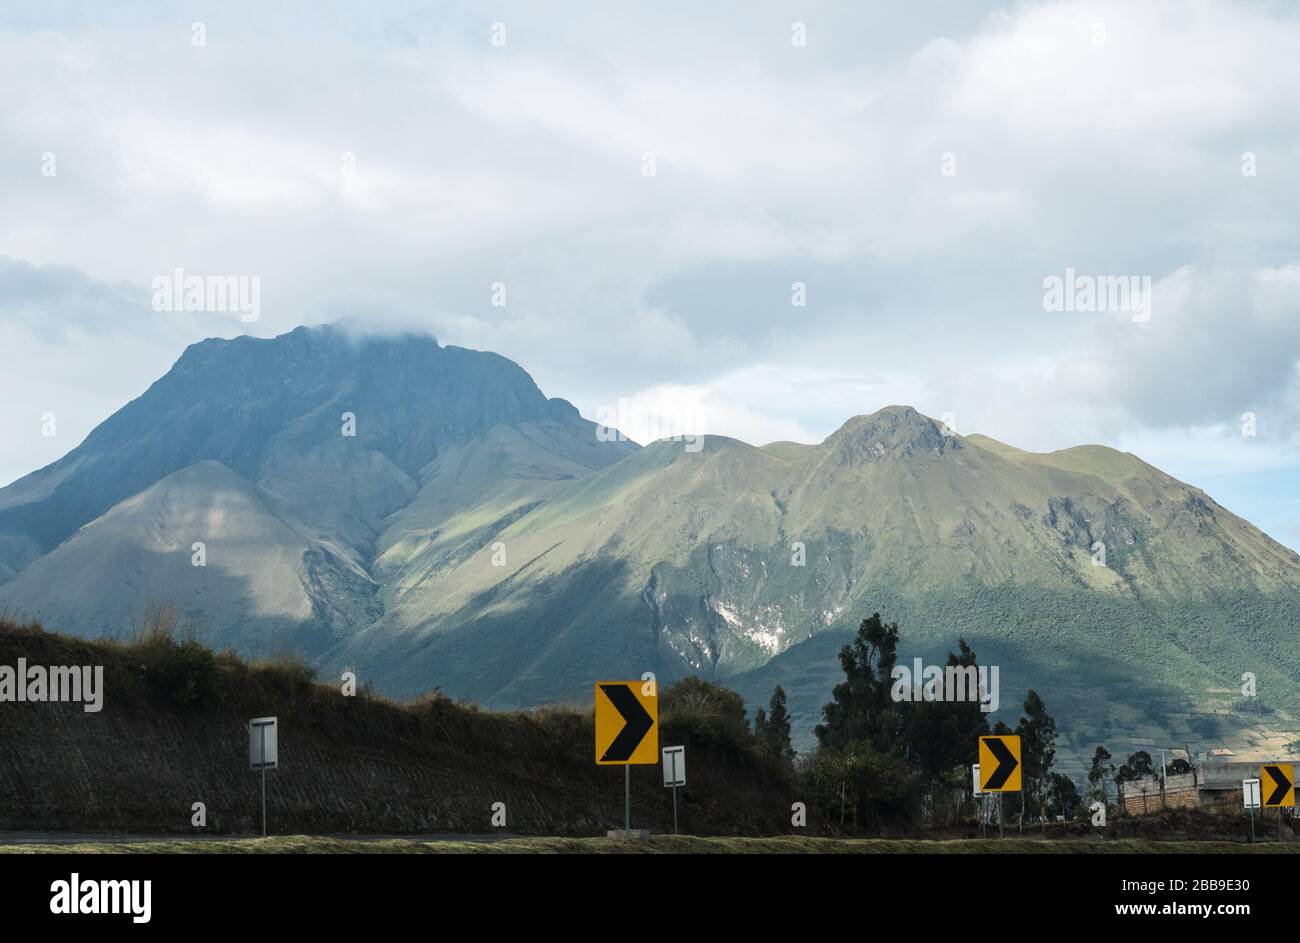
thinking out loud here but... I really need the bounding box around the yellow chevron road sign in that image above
[594,681,658,765]
[978,735,1022,792]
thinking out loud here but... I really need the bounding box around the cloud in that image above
[1,0,1300,543]
[1068,265,1300,432]
[590,383,815,448]
[0,256,144,339]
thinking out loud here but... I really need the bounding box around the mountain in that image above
[0,325,637,653]
[1,327,1297,774]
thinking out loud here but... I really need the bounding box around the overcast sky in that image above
[3,0,1300,547]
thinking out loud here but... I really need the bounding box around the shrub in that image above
[661,676,753,754]
[252,648,318,692]
[132,633,221,707]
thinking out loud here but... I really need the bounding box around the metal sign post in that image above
[248,717,278,837]
[1243,777,1260,843]
[662,746,686,835]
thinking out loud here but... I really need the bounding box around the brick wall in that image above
[1120,773,1198,816]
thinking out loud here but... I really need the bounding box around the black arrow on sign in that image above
[1264,765,1292,806]
[983,737,1019,790]
[599,683,654,762]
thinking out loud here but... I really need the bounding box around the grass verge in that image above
[3,835,1297,854]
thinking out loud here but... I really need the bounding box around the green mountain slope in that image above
[0,460,380,655]
[336,406,1300,770]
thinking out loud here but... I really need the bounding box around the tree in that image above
[755,685,795,762]
[1115,750,1154,785]
[902,639,990,782]
[805,745,919,830]
[1087,746,1114,803]
[1046,772,1081,821]
[812,613,919,827]
[815,612,903,754]
[1014,690,1057,831]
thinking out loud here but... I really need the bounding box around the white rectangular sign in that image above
[662,745,685,787]
[1243,777,1261,809]
[972,763,981,796]
[249,716,278,770]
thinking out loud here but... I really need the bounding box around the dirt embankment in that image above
[0,624,801,836]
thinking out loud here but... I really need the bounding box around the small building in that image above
[1118,756,1300,816]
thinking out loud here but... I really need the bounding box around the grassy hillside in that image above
[0,617,798,836]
